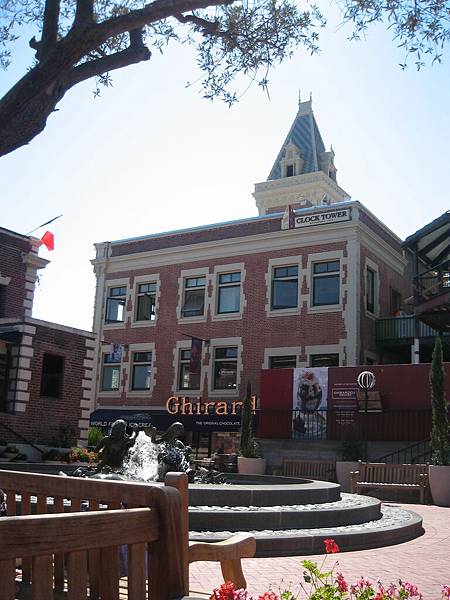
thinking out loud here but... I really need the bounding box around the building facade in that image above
[0,227,94,447]
[90,99,410,439]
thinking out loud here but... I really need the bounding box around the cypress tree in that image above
[239,381,259,458]
[430,335,450,466]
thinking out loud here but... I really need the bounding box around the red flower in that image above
[324,538,340,554]
[258,594,279,600]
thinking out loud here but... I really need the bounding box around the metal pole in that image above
[364,388,369,462]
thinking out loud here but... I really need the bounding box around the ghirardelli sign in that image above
[166,396,257,416]
[295,208,351,228]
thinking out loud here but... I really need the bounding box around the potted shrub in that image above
[88,426,105,450]
[428,335,450,506]
[237,381,266,475]
[336,437,364,492]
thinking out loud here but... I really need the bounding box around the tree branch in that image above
[175,13,225,36]
[40,0,61,58]
[65,42,151,89]
[74,0,94,29]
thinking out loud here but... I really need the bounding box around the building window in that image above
[286,164,295,177]
[310,354,339,367]
[136,283,156,321]
[312,261,340,306]
[105,286,127,323]
[269,355,296,369]
[271,266,298,310]
[131,351,152,391]
[213,347,238,390]
[40,354,64,398]
[182,276,206,318]
[217,272,241,314]
[366,268,375,313]
[101,353,121,391]
[178,349,201,390]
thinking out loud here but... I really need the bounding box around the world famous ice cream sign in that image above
[292,368,328,439]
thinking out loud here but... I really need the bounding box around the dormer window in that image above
[286,164,295,177]
[280,142,303,179]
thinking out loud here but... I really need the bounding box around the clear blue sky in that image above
[1,4,449,331]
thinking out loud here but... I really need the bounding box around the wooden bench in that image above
[277,459,336,482]
[350,462,429,504]
[0,470,256,599]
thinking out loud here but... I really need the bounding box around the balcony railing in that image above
[376,315,442,342]
[414,260,450,303]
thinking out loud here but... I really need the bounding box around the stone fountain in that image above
[74,419,424,558]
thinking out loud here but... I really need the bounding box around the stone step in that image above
[189,505,423,557]
[189,494,381,531]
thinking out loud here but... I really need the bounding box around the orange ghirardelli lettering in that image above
[181,397,194,415]
[166,396,179,415]
[231,400,242,415]
[203,401,215,415]
[215,401,228,415]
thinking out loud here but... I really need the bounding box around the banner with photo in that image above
[292,368,328,439]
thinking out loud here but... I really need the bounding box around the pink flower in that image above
[335,572,348,592]
[257,593,279,600]
[442,586,450,599]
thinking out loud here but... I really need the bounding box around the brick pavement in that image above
[189,503,450,600]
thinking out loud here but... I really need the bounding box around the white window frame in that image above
[177,267,210,323]
[211,262,246,322]
[262,347,302,369]
[265,256,302,317]
[127,343,156,398]
[207,337,243,398]
[304,343,345,367]
[306,251,344,314]
[103,278,129,330]
[364,258,380,318]
[131,273,161,328]
[98,345,123,397]
[172,340,205,396]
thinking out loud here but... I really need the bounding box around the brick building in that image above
[90,99,411,445]
[0,227,94,447]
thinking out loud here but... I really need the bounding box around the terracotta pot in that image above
[335,461,360,492]
[237,457,266,475]
[429,464,450,506]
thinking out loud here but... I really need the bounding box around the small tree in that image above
[430,335,450,466]
[239,380,260,458]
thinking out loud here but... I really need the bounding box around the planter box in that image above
[237,457,266,475]
[336,461,360,492]
[429,464,450,506]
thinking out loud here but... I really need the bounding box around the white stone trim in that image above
[0,274,11,285]
[211,262,246,322]
[130,273,161,328]
[207,337,243,398]
[265,256,302,317]
[262,347,303,369]
[304,342,345,366]
[345,235,359,367]
[176,267,210,323]
[126,342,156,398]
[363,257,380,319]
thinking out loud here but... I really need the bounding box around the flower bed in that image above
[211,539,450,600]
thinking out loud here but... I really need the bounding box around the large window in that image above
[178,349,201,390]
[217,272,241,314]
[182,276,206,318]
[269,355,296,369]
[40,354,64,398]
[271,266,298,310]
[213,347,238,390]
[310,354,339,367]
[105,286,127,323]
[131,351,152,391]
[136,283,156,321]
[366,268,375,314]
[101,353,121,391]
[312,261,340,306]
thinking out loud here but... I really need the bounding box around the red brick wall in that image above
[99,241,347,408]
[0,229,31,319]
[1,325,93,446]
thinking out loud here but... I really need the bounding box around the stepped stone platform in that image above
[187,475,424,557]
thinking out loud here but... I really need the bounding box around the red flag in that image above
[288,205,296,229]
[40,231,54,251]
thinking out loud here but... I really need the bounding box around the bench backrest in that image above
[357,462,428,484]
[283,459,336,481]
[0,470,186,599]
